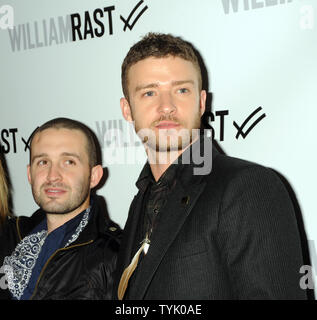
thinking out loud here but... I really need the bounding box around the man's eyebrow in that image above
[135,80,195,93]
[31,152,82,164]
[31,153,48,164]
[61,152,82,162]
[135,83,159,92]
[172,80,195,86]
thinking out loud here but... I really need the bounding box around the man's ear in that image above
[27,164,32,185]
[90,165,103,189]
[200,90,207,116]
[120,97,133,122]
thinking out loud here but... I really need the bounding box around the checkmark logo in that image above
[120,0,148,31]
[21,127,39,151]
[233,107,266,139]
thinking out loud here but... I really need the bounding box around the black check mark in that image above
[120,0,148,31]
[21,127,39,151]
[233,107,266,139]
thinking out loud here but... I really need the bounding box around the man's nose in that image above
[158,92,176,115]
[46,163,62,183]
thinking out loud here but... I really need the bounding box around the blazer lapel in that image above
[128,176,207,299]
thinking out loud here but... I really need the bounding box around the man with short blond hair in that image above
[115,33,307,300]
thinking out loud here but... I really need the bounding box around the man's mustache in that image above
[152,114,180,127]
[41,183,69,189]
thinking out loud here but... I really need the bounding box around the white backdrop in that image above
[0,0,316,293]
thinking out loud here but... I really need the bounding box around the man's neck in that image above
[46,200,90,234]
[147,136,201,181]
[147,148,180,181]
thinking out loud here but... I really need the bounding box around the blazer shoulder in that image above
[207,152,291,204]
[211,152,280,184]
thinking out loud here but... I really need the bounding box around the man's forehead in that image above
[33,127,84,141]
[31,128,88,153]
[129,55,196,70]
[128,57,200,85]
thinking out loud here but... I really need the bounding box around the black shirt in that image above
[126,134,213,298]
[133,161,179,255]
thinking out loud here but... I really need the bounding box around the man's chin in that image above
[155,136,193,152]
[39,201,73,215]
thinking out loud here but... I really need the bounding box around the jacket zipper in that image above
[29,239,94,300]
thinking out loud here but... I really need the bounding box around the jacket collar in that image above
[17,194,119,244]
[135,134,216,196]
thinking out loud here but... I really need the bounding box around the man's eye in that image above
[65,159,76,165]
[38,160,47,166]
[178,88,189,94]
[144,91,155,97]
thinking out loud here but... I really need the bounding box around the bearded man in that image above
[115,33,307,300]
[1,117,120,300]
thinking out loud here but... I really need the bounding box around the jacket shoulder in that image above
[210,152,281,187]
[101,219,122,253]
[205,152,292,212]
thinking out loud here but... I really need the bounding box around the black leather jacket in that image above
[0,195,121,300]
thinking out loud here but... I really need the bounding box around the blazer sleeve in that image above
[217,165,307,299]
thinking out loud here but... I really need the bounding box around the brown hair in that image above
[0,158,10,225]
[121,32,202,100]
[29,118,99,168]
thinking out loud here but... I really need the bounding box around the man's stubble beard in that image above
[133,112,201,153]
[32,178,91,215]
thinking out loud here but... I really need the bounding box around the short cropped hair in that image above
[29,118,98,168]
[121,32,202,100]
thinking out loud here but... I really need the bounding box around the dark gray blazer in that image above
[115,147,307,300]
